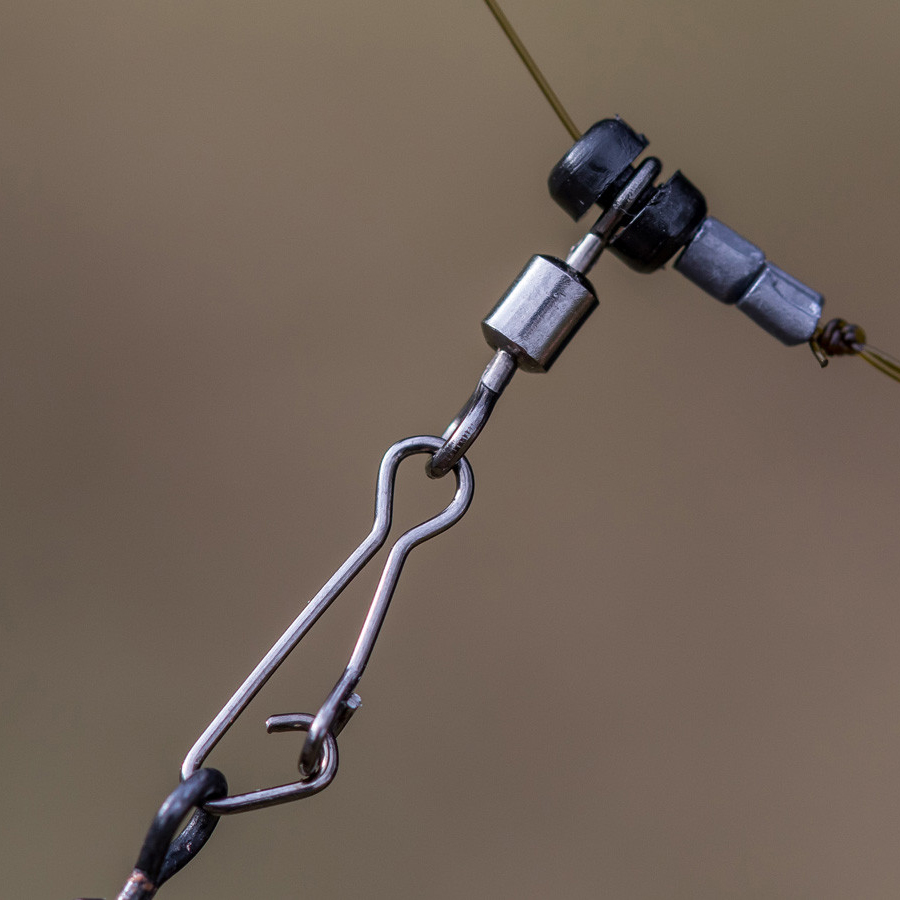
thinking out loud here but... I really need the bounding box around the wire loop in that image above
[428,350,516,479]
[114,768,227,900]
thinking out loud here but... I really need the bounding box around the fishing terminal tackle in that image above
[432,2,899,473]
[68,1,898,896]
[488,0,898,384]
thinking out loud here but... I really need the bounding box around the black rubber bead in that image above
[548,118,648,221]
[609,171,707,273]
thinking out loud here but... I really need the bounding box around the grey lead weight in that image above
[675,217,824,345]
[674,217,764,304]
[737,264,825,346]
[481,254,598,373]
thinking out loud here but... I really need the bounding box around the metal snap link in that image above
[182,436,474,814]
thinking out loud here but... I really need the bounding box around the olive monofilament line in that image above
[857,344,900,383]
[482,0,581,141]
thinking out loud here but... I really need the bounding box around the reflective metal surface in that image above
[427,349,516,479]
[566,156,663,275]
[676,215,825,344]
[481,254,598,373]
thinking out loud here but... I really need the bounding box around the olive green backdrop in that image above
[3,2,900,897]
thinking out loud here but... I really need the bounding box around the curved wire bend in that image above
[428,349,516,479]
[181,436,474,814]
[300,443,474,773]
[115,768,227,900]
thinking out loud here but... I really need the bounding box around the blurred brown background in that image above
[2,1,899,897]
